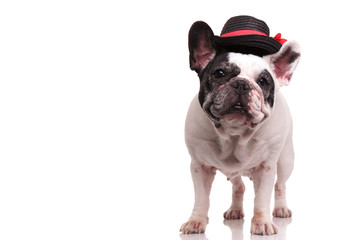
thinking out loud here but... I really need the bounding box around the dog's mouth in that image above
[205,100,250,127]
[229,102,246,114]
[205,88,268,128]
[210,100,250,118]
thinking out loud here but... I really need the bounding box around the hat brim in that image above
[214,35,282,56]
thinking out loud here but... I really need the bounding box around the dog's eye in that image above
[258,78,268,87]
[214,69,226,78]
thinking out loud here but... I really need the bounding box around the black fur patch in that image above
[257,70,275,107]
[198,51,241,107]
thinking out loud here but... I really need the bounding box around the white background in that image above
[1,0,359,239]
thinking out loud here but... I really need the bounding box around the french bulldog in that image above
[180,21,301,235]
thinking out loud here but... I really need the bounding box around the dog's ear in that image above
[264,40,301,86]
[188,21,217,74]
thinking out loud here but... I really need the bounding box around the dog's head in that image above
[188,21,301,129]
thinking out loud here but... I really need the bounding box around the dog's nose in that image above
[230,80,251,92]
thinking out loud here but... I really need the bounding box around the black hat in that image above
[214,15,286,56]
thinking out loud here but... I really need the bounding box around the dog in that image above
[180,17,301,235]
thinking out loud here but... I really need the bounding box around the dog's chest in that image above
[213,135,279,176]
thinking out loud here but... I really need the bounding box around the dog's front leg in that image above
[180,162,216,234]
[250,162,278,235]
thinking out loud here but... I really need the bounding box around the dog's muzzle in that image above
[210,78,253,118]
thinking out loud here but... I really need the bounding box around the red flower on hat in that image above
[272,33,287,45]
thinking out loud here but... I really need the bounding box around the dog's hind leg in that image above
[223,176,245,219]
[273,133,294,218]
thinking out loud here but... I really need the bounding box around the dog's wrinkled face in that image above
[189,21,301,129]
[199,52,274,128]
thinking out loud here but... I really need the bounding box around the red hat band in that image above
[220,30,287,45]
[220,30,267,37]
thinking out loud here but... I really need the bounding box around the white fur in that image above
[264,40,301,86]
[180,45,300,235]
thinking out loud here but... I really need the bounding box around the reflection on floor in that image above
[179,218,291,240]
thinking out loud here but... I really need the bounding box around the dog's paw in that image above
[273,207,292,218]
[223,208,244,220]
[180,219,208,234]
[251,215,278,235]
